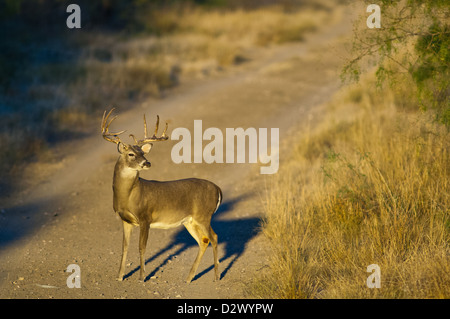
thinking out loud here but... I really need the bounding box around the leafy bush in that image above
[343,0,449,126]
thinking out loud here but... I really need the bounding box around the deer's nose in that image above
[142,161,151,168]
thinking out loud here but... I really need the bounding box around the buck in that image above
[101,108,222,283]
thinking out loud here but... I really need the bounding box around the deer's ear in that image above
[141,143,153,154]
[117,142,128,154]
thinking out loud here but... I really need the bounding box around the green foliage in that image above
[343,1,449,126]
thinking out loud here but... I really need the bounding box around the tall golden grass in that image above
[253,72,450,298]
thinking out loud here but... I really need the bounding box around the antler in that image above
[130,114,169,145]
[101,108,126,145]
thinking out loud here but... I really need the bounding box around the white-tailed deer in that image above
[101,108,222,283]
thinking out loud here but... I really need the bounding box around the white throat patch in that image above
[120,166,138,179]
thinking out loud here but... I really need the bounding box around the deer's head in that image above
[101,108,168,171]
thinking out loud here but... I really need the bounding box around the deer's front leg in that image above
[138,222,150,281]
[118,220,133,281]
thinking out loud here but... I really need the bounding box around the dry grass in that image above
[82,5,330,83]
[172,6,325,46]
[252,72,450,299]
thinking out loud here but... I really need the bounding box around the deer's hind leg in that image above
[209,226,220,281]
[184,221,211,283]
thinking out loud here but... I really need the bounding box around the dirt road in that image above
[0,6,354,299]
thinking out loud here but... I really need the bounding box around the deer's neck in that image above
[113,160,140,208]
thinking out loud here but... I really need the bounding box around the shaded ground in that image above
[0,6,354,299]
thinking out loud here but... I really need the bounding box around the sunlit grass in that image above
[252,72,450,298]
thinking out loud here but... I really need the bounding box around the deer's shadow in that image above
[123,195,260,282]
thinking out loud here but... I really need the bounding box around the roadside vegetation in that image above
[253,71,449,298]
[253,0,449,298]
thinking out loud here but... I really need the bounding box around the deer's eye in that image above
[128,153,135,157]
